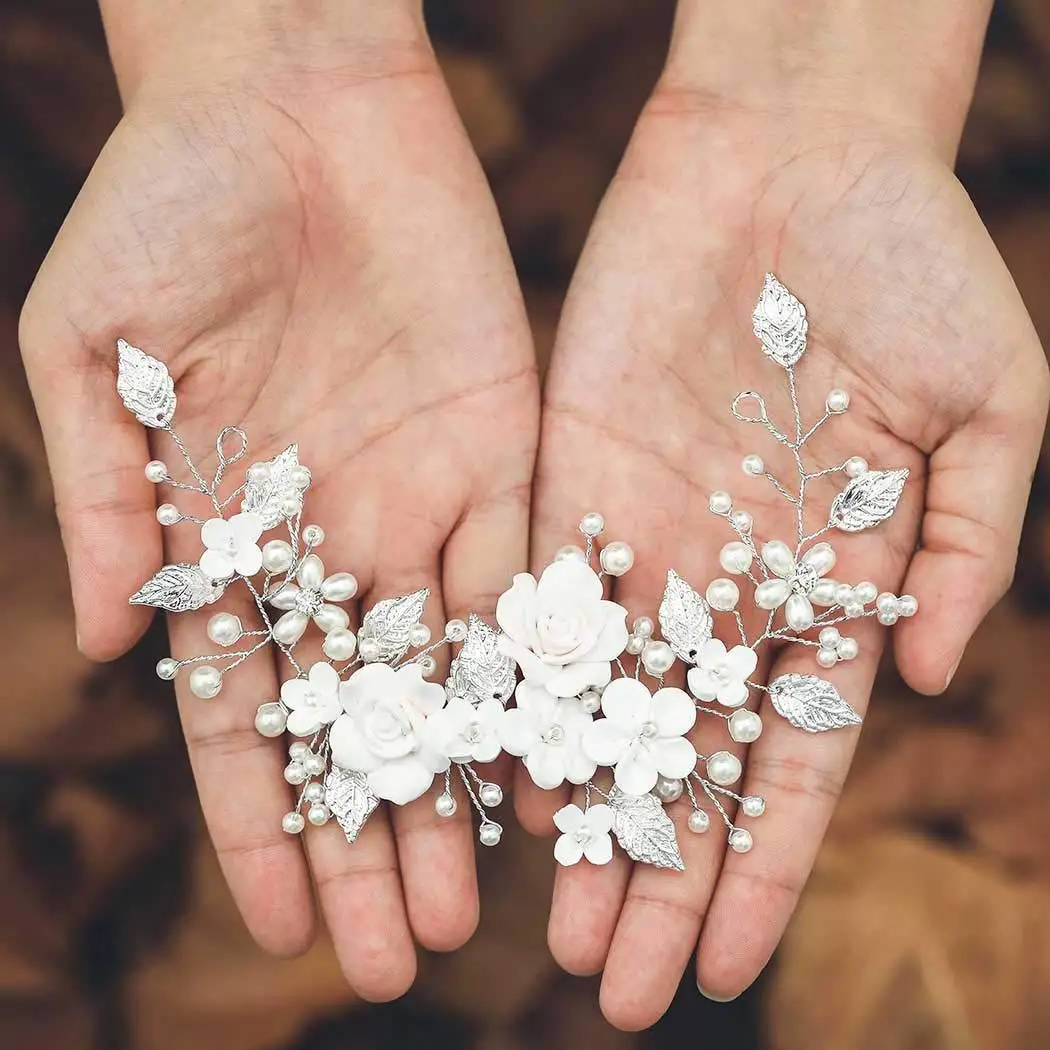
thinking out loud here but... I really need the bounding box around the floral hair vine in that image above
[118,272,916,870]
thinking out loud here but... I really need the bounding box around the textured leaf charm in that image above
[446,614,516,706]
[360,588,429,664]
[829,468,909,532]
[659,570,713,664]
[608,787,686,871]
[325,767,380,844]
[129,563,225,612]
[768,673,862,732]
[116,339,176,427]
[241,444,307,529]
[752,273,808,368]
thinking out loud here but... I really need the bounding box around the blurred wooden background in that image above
[1,2,1049,1049]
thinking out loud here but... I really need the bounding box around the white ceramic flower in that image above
[269,554,354,644]
[496,560,629,698]
[199,512,264,581]
[553,803,614,866]
[280,661,344,737]
[753,539,838,632]
[498,681,597,790]
[687,639,758,708]
[424,695,505,764]
[329,663,449,805]
[581,678,697,795]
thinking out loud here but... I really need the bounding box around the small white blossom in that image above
[424,695,505,765]
[687,639,757,708]
[553,803,614,866]
[199,512,263,581]
[280,661,344,737]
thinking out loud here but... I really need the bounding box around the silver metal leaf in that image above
[829,468,909,533]
[608,787,686,871]
[752,273,808,368]
[241,444,306,529]
[116,339,176,427]
[325,767,380,845]
[360,588,429,664]
[768,673,862,733]
[446,614,516,706]
[129,563,225,612]
[659,570,713,665]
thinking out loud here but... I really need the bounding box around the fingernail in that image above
[945,656,961,690]
[697,981,739,1003]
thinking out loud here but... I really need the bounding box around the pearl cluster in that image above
[816,627,858,668]
[281,741,330,834]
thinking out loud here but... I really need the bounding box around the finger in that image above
[896,388,1048,694]
[19,316,159,659]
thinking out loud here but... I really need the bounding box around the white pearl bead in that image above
[600,541,634,577]
[580,689,602,714]
[728,709,763,744]
[579,512,605,537]
[418,655,438,678]
[844,456,869,478]
[304,782,325,803]
[853,581,878,604]
[708,491,733,515]
[280,496,302,518]
[435,792,457,817]
[761,540,795,578]
[836,636,859,661]
[307,804,329,826]
[826,389,850,414]
[755,578,791,610]
[358,637,381,663]
[742,454,765,476]
[876,592,899,615]
[322,628,357,662]
[289,465,312,490]
[878,609,899,626]
[289,742,310,760]
[479,782,504,807]
[845,602,865,619]
[207,612,242,647]
[409,623,432,648]
[156,503,181,526]
[834,584,856,607]
[478,821,502,847]
[321,573,358,602]
[189,665,222,699]
[156,657,178,680]
[145,460,168,483]
[314,606,350,634]
[556,544,587,563]
[254,702,287,738]
[261,540,294,574]
[282,811,305,835]
[785,593,815,632]
[247,462,272,484]
[802,542,836,576]
[818,627,841,648]
[632,616,654,638]
[728,828,754,853]
[719,541,753,574]
[304,754,326,776]
[625,635,645,655]
[898,594,919,617]
[816,647,838,669]
[445,619,468,642]
[688,809,710,833]
[302,524,325,547]
[706,577,740,612]
[284,762,307,785]
[731,510,753,532]
[741,796,766,818]
[707,751,742,787]
[272,611,308,645]
[641,640,675,676]
[654,775,683,804]
[810,579,839,606]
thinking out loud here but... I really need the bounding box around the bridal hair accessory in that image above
[118,273,916,868]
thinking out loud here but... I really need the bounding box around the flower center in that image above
[541,723,566,746]
[301,689,319,708]
[294,587,324,617]
[538,611,584,656]
[368,706,410,742]
[791,563,819,595]
[573,827,594,846]
[640,721,659,739]
[463,721,483,745]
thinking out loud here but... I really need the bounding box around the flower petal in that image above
[501,637,554,685]
[553,804,585,835]
[581,718,630,766]
[687,667,719,702]
[498,708,540,757]
[496,573,540,649]
[562,745,598,786]
[229,512,263,545]
[286,708,322,737]
[308,660,340,697]
[584,803,614,835]
[472,732,502,764]
[717,680,750,708]
[280,678,311,708]
[582,601,630,661]
[554,833,585,866]
[329,716,380,772]
[536,559,604,603]
[613,748,659,795]
[367,757,435,805]
[199,550,235,581]
[600,677,651,732]
[651,687,697,737]
[724,645,758,680]
[698,638,727,669]
[583,832,613,866]
[525,746,566,790]
[654,736,698,779]
[200,518,232,551]
[546,660,611,699]
[233,544,263,577]
[339,662,395,714]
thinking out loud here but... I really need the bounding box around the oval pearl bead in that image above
[600,541,634,577]
[836,636,859,661]
[282,812,305,835]
[844,456,869,478]
[272,611,309,645]
[741,796,766,818]
[706,578,740,612]
[445,618,468,642]
[761,540,795,578]
[409,623,432,648]
[708,491,733,515]
[156,657,178,681]
[742,454,765,476]
[785,593,815,632]
[641,641,675,676]
[817,647,838,668]
[898,594,919,617]
[322,628,357,662]
[654,776,683,804]
[826,389,850,414]
[254,702,287,738]
[755,578,790,610]
[189,665,222,699]
[556,544,587,563]
[707,751,742,787]
[297,554,325,589]
[728,709,763,744]
[261,540,294,573]
[302,524,325,547]
[435,793,457,817]
[156,503,180,526]
[479,783,504,807]
[810,579,839,607]
[579,512,605,537]
[802,542,836,576]
[314,604,350,633]
[478,822,503,847]
[632,616,654,638]
[687,809,710,833]
[307,804,329,826]
[321,572,358,602]
[719,541,753,575]
[145,460,168,483]
[207,612,242,647]
[580,689,602,714]
[728,828,753,853]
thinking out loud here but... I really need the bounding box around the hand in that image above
[20,1,537,999]
[525,0,1048,1028]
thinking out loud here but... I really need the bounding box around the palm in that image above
[530,108,1047,1028]
[22,63,538,997]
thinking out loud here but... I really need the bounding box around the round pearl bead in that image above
[876,592,899,615]
[478,821,502,847]
[625,635,645,656]
[321,629,355,663]
[844,456,869,479]
[719,541,753,575]
[853,581,878,604]
[826,389,850,414]
[304,754,326,776]
[156,657,178,681]
[189,665,222,699]
[304,782,325,803]
[687,809,710,833]
[878,609,899,626]
[706,577,740,612]
[358,637,381,663]
[728,828,753,853]
[435,793,457,818]
[654,776,683,804]
[845,602,865,619]
[409,623,432,648]
[817,648,838,668]
[307,804,329,826]
[418,655,438,678]
[600,541,634,577]
[207,612,242,647]
[834,584,856,607]
[731,510,753,532]
[156,503,181,526]
[818,627,841,648]
[579,512,605,537]
[836,636,859,661]
[728,709,763,744]
[282,812,305,835]
[708,491,733,515]
[898,594,919,617]
[556,544,587,563]
[289,466,312,490]
[741,796,766,818]
[247,463,272,484]
[254,702,287,738]
[580,689,602,714]
[302,524,325,547]
[632,616,654,638]
[261,540,294,573]
[321,573,358,602]
[742,454,765,476]
[707,751,742,787]
[284,762,307,785]
[642,640,675,676]
[289,741,310,760]
[479,783,504,807]
[445,618,468,642]
[145,460,168,483]
[280,496,302,518]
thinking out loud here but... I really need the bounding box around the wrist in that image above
[663,0,992,159]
